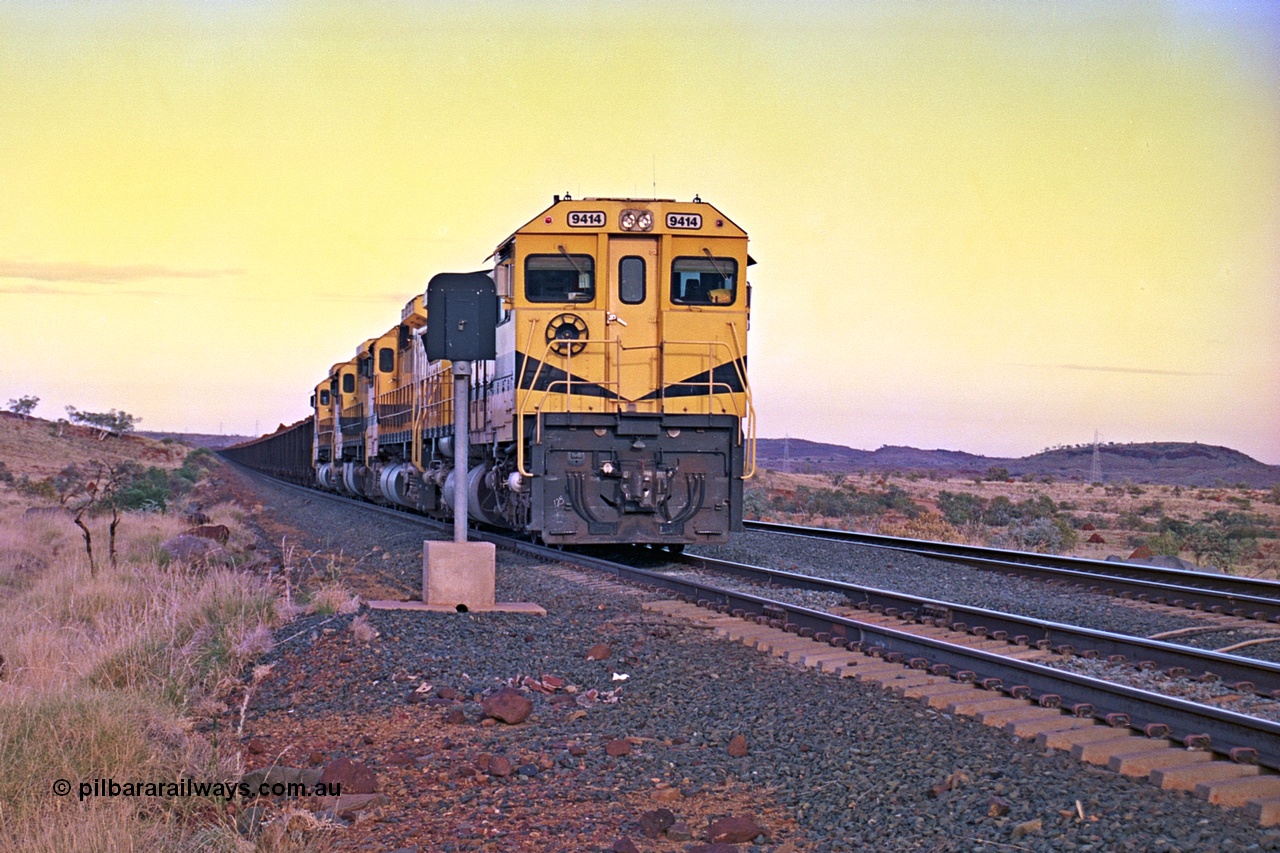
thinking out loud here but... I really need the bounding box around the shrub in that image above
[878,512,962,542]
[998,517,1078,554]
[113,466,175,512]
[15,475,57,501]
[936,491,985,526]
[742,487,769,519]
[1145,532,1182,556]
[1117,511,1152,532]
[983,496,1017,526]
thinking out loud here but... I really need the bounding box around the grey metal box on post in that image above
[421,272,500,610]
[424,271,498,363]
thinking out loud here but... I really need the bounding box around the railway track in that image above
[228,464,1280,823]
[744,519,1280,624]
[661,550,1280,701]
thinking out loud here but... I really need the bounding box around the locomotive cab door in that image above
[606,237,660,411]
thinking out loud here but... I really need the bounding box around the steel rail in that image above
[664,551,1280,698]
[742,520,1280,621]
[500,543,1280,772]
[229,465,1280,771]
[666,582,1280,771]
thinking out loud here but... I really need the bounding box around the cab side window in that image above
[526,254,595,302]
[342,373,355,394]
[379,347,394,373]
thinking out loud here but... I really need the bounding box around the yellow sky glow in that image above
[2,1,1277,462]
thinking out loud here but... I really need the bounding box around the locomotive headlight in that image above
[619,208,653,232]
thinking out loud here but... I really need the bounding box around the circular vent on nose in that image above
[545,313,588,356]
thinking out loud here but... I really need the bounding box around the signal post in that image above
[414,272,540,614]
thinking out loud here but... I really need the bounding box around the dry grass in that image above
[349,613,378,644]
[305,583,361,616]
[0,498,328,851]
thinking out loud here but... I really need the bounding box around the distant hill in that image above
[0,412,189,480]
[758,438,1280,487]
[134,428,1280,487]
[138,431,253,450]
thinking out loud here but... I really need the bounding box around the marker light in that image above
[545,216,553,223]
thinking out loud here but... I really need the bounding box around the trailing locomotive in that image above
[226,197,756,547]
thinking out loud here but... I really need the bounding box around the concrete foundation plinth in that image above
[423,541,495,609]
[380,540,544,615]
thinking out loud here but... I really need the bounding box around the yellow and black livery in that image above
[227,196,756,547]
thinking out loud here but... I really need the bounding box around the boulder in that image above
[638,808,675,838]
[707,815,766,844]
[1147,554,1222,573]
[240,766,323,792]
[318,756,377,794]
[481,687,533,724]
[22,506,70,520]
[188,524,231,544]
[160,534,226,564]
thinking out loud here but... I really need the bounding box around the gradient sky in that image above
[2,1,1277,463]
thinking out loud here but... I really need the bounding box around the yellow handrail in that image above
[514,334,755,479]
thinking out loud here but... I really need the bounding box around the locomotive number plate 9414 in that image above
[666,212,702,229]
[568,211,606,227]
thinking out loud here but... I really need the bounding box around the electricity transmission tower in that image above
[1090,430,1103,483]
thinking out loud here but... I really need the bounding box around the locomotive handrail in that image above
[655,335,755,473]
[727,321,755,479]
[515,333,754,479]
[515,336,625,476]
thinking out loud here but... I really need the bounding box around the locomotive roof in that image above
[493,196,750,260]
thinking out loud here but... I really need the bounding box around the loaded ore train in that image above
[225,196,756,547]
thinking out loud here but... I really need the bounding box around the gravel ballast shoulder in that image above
[231,469,1278,852]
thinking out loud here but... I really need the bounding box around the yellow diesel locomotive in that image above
[234,196,755,547]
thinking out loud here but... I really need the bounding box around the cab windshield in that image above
[671,256,737,305]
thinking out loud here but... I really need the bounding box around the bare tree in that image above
[67,473,99,576]
[64,461,137,574]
